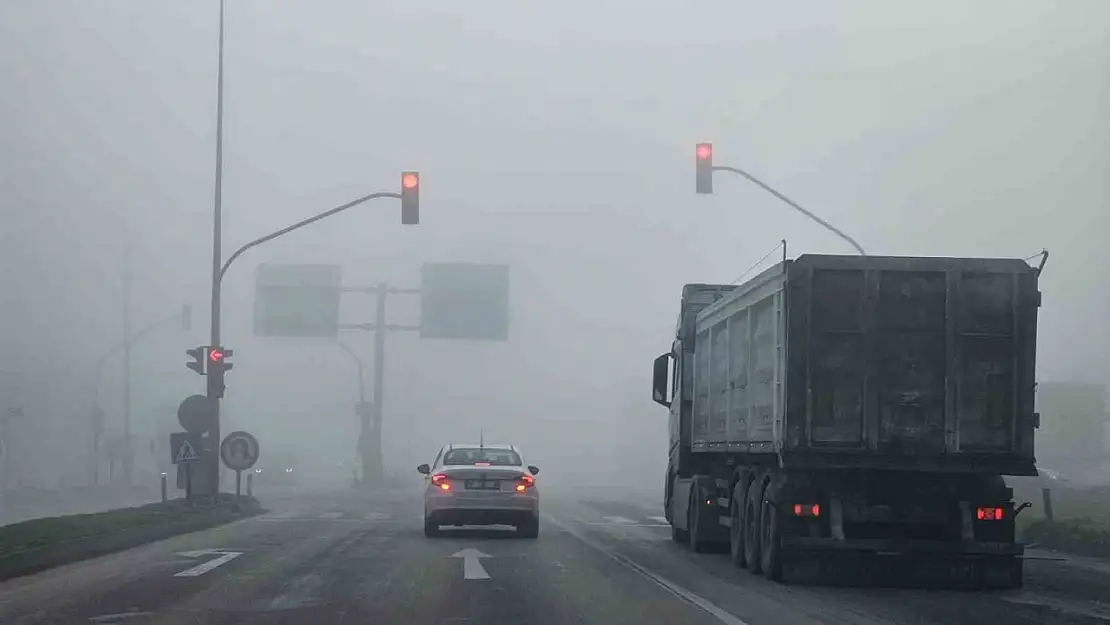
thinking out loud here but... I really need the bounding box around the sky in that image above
[1,0,1107,488]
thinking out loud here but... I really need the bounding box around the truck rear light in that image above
[976,507,1004,521]
[792,504,820,517]
[515,475,535,491]
[432,474,451,490]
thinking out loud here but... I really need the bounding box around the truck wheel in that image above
[689,489,710,553]
[744,478,764,574]
[670,476,689,544]
[729,482,746,568]
[760,488,782,581]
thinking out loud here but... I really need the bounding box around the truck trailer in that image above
[652,254,1044,589]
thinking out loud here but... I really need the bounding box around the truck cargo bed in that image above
[687,254,1040,475]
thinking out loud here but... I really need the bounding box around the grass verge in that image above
[1010,478,1110,558]
[0,494,264,581]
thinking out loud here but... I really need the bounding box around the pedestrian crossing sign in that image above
[170,432,204,465]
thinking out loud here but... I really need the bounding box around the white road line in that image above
[317,512,343,519]
[648,516,669,524]
[545,514,751,625]
[365,512,390,520]
[602,516,638,525]
[88,612,156,623]
[173,551,242,577]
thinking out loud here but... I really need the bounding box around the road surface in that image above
[0,487,1107,624]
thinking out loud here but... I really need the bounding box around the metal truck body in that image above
[652,254,1043,588]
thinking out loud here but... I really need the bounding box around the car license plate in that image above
[465,480,500,490]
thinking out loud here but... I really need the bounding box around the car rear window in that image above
[443,448,522,466]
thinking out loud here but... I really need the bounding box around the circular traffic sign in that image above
[220,431,260,471]
[177,394,217,434]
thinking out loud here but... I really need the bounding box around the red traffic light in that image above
[402,172,419,189]
[209,349,224,363]
[696,143,712,160]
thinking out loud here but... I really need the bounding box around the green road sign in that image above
[253,263,342,338]
[420,263,509,341]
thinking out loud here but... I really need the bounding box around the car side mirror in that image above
[527,465,539,476]
[417,464,430,475]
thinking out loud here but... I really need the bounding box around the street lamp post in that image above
[91,305,191,485]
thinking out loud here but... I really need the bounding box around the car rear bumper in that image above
[425,489,539,525]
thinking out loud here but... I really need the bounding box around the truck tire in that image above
[670,476,689,544]
[729,482,746,568]
[759,477,782,581]
[744,478,764,574]
[689,488,711,553]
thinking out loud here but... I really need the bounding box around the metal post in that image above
[161,473,168,502]
[185,465,193,503]
[1041,487,1054,522]
[369,282,387,485]
[207,0,228,501]
[246,471,253,497]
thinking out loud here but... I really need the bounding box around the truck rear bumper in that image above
[782,537,1024,557]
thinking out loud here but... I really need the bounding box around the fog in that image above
[1,1,1107,502]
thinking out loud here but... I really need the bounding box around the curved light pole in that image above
[695,143,867,256]
[90,304,191,485]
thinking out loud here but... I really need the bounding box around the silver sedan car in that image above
[418,444,540,538]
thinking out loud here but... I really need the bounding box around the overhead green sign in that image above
[420,263,509,341]
[253,263,342,338]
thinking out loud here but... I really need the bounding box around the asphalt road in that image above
[0,487,1108,624]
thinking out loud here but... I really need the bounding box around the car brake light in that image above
[976,507,1004,521]
[792,504,820,517]
[474,461,491,467]
[431,474,451,490]
[515,474,534,491]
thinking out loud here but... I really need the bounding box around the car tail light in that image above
[792,504,820,518]
[474,461,491,467]
[977,507,1004,521]
[515,474,535,492]
[431,474,451,491]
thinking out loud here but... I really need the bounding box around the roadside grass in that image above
[0,494,263,580]
[1009,478,1110,557]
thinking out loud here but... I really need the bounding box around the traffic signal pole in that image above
[695,143,867,256]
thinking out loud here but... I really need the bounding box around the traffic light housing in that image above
[206,347,233,399]
[186,346,206,376]
[400,171,419,225]
[695,142,713,194]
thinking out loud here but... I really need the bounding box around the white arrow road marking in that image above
[173,549,243,577]
[602,516,637,525]
[648,516,669,524]
[450,548,492,580]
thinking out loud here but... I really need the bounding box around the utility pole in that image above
[122,225,133,485]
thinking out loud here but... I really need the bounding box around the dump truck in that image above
[651,254,1045,589]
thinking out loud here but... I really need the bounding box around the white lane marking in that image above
[317,512,343,519]
[450,548,492,580]
[89,613,156,623]
[648,516,669,524]
[546,514,751,625]
[602,516,638,525]
[173,550,243,577]
[365,512,390,520]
